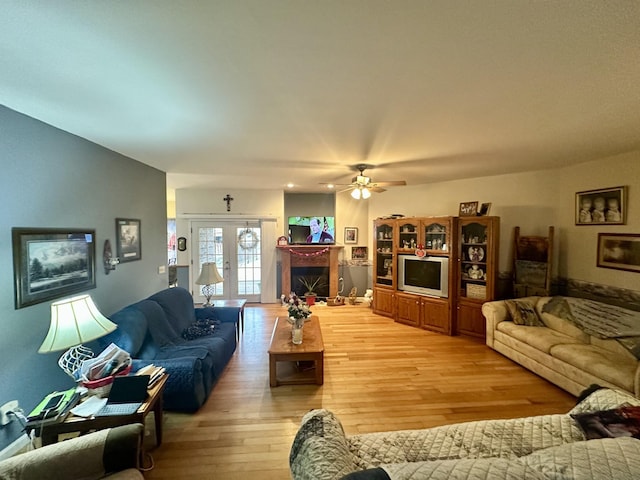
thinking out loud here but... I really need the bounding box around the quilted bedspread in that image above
[381,437,640,480]
[290,388,640,480]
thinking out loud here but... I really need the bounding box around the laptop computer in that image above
[95,375,150,416]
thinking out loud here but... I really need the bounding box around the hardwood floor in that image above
[144,303,576,479]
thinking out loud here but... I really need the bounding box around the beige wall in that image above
[173,151,640,295]
[364,151,640,292]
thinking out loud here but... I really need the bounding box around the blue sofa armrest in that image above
[196,306,238,324]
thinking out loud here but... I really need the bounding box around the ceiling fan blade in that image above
[370,186,387,193]
[337,186,355,193]
[371,180,407,187]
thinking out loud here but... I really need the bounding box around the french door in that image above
[191,221,262,303]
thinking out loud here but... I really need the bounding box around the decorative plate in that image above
[468,246,484,262]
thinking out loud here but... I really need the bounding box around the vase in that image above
[290,317,304,344]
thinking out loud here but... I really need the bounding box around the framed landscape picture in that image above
[12,227,96,309]
[576,186,626,225]
[597,233,640,273]
[116,218,141,262]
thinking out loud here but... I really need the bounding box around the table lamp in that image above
[38,294,117,380]
[195,262,223,306]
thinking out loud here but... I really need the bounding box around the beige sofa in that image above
[482,296,640,397]
[290,388,640,480]
[0,423,143,479]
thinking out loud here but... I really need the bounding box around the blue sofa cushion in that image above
[148,287,197,334]
[104,305,148,355]
[134,299,183,347]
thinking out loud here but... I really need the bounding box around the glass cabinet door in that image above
[375,222,394,286]
[397,220,419,252]
[459,222,488,300]
[423,221,449,253]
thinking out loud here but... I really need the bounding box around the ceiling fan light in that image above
[351,188,361,199]
[361,187,371,199]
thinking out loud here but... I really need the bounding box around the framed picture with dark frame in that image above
[576,186,626,225]
[459,201,479,216]
[344,227,358,244]
[116,218,142,262]
[597,233,640,273]
[12,227,96,309]
[351,246,368,260]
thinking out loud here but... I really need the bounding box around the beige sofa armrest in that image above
[0,424,143,480]
[482,297,541,348]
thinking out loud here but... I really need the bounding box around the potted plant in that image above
[298,276,325,306]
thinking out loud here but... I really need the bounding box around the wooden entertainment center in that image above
[372,216,500,338]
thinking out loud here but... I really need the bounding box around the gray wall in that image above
[0,106,167,431]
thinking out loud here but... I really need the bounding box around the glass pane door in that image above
[191,221,261,303]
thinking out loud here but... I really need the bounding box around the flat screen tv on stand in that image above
[288,216,335,245]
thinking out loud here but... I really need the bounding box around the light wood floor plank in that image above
[144,303,576,479]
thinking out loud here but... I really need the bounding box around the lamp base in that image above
[58,344,94,381]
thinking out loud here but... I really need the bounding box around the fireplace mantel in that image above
[277,245,343,297]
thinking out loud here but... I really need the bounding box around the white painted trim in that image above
[0,433,30,461]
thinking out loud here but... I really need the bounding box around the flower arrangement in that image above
[286,293,312,326]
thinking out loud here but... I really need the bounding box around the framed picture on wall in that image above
[597,233,640,273]
[576,186,626,225]
[12,227,96,309]
[351,246,368,260]
[344,227,358,244]
[116,218,142,262]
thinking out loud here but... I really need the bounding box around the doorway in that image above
[191,221,262,303]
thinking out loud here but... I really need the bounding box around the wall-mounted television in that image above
[288,216,335,245]
[397,254,449,298]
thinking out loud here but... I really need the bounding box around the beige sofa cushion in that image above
[497,322,581,354]
[550,344,636,393]
[536,297,591,343]
[590,336,637,359]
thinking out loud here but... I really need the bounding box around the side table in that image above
[31,374,168,447]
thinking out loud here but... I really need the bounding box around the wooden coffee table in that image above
[268,316,324,387]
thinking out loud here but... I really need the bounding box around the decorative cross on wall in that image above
[223,194,234,212]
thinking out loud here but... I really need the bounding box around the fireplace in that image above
[291,266,330,297]
[277,245,343,298]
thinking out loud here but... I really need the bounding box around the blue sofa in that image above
[93,287,238,412]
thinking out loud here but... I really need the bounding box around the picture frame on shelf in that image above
[351,246,368,260]
[116,218,141,262]
[597,233,640,273]
[344,227,358,244]
[459,201,479,216]
[12,227,96,309]
[576,186,626,225]
[478,202,492,216]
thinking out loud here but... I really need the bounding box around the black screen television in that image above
[288,216,335,244]
[397,254,449,298]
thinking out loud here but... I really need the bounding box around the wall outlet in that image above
[158,265,166,274]
[0,400,19,426]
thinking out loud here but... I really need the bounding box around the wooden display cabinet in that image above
[456,216,500,338]
[396,292,451,334]
[373,287,395,318]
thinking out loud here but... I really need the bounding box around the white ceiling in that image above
[2,2,640,200]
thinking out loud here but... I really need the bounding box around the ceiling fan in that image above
[321,164,407,199]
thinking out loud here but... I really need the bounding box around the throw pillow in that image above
[505,299,544,326]
[571,405,640,440]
